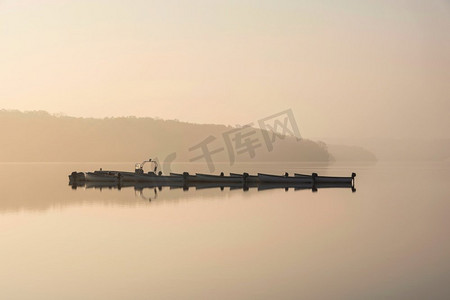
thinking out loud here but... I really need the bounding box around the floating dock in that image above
[69,159,356,192]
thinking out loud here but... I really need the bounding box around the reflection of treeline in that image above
[0,110,331,162]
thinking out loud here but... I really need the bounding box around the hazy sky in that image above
[1,0,449,138]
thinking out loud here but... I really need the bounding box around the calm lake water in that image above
[0,162,449,299]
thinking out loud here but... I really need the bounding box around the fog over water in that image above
[1,162,449,299]
[0,0,449,299]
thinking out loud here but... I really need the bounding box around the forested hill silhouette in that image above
[0,110,335,163]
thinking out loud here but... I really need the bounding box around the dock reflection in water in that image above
[69,180,356,202]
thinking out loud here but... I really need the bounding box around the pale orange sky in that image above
[0,0,449,138]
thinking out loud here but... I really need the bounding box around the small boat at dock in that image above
[258,173,313,184]
[194,173,243,184]
[119,172,182,183]
[230,173,259,183]
[295,173,356,185]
